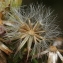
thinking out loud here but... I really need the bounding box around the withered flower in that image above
[4,4,60,58]
[34,46,63,63]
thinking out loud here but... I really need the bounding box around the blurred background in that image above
[22,0,63,36]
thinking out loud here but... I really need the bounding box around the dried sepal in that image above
[0,42,13,55]
[27,36,33,60]
[16,35,30,53]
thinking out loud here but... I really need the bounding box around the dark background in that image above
[22,0,63,36]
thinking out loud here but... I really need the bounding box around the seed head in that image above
[4,4,61,57]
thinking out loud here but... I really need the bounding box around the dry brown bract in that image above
[16,19,45,59]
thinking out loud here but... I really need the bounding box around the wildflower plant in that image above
[4,4,61,60]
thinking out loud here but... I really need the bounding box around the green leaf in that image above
[13,53,20,63]
[31,59,38,63]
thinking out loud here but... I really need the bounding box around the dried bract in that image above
[0,42,13,55]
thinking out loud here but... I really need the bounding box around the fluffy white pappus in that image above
[4,4,61,57]
[21,4,60,38]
